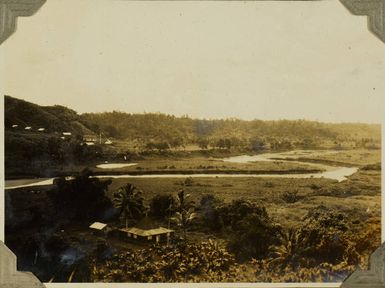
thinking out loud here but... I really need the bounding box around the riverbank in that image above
[5,156,322,180]
[6,149,371,188]
[6,148,377,179]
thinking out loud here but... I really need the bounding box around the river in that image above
[4,150,358,190]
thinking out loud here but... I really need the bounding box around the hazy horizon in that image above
[2,0,384,124]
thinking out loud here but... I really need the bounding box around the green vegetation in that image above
[91,240,235,282]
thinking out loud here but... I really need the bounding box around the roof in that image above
[119,226,173,237]
[89,222,107,230]
[84,134,97,138]
[62,132,72,135]
[38,128,45,131]
[25,126,32,130]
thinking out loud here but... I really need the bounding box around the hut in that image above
[83,134,98,142]
[119,227,174,243]
[89,222,108,236]
[118,217,174,243]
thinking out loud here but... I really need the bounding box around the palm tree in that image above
[113,183,145,228]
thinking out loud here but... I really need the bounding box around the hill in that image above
[4,95,93,135]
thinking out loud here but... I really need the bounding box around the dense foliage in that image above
[149,194,176,219]
[50,168,113,221]
[221,200,281,261]
[91,240,235,282]
[6,180,381,283]
[197,197,282,261]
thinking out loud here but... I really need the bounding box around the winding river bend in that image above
[4,150,358,190]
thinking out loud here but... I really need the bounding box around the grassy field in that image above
[92,156,323,174]
[105,169,380,228]
[5,149,325,179]
[296,149,381,167]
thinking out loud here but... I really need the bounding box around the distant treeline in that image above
[5,95,381,155]
[81,112,380,151]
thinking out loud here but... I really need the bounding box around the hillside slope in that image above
[4,95,93,135]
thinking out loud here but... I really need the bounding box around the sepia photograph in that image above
[1,0,384,285]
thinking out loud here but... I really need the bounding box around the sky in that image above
[1,0,385,123]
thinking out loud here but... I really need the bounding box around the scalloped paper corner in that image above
[0,241,45,288]
[340,242,385,288]
[339,0,385,43]
[0,0,46,45]
[0,0,384,45]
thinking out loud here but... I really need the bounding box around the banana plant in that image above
[170,190,197,241]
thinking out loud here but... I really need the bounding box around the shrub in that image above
[297,206,354,265]
[183,177,194,186]
[197,194,224,233]
[220,199,281,262]
[252,259,356,282]
[361,163,381,171]
[281,190,302,203]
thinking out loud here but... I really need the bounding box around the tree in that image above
[196,137,209,150]
[216,138,226,149]
[224,138,232,150]
[113,183,146,228]
[250,138,265,152]
[221,200,281,262]
[171,190,197,241]
[149,194,175,219]
[297,206,352,265]
[198,194,224,233]
[155,141,170,152]
[51,168,112,221]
